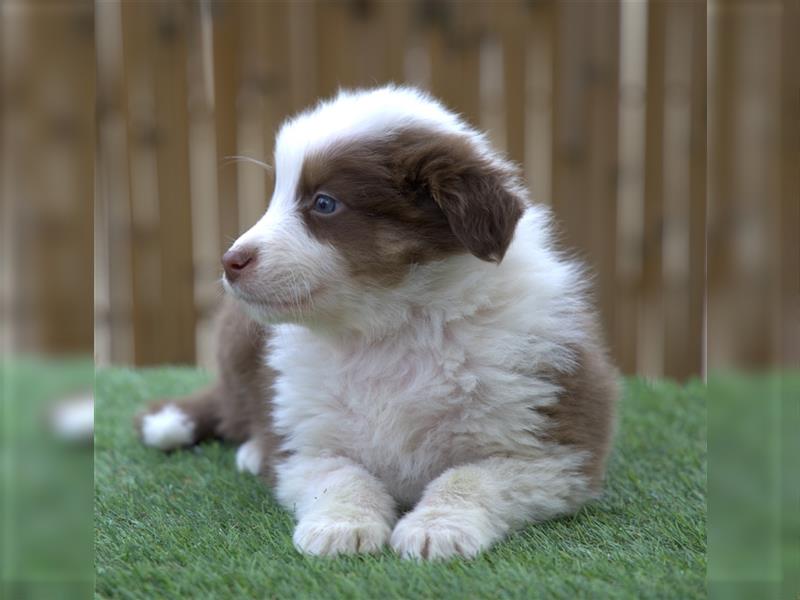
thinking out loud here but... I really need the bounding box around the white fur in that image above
[390,454,589,559]
[226,86,598,559]
[51,393,94,442]
[141,404,195,451]
[278,454,395,556]
[235,439,263,475]
[266,209,593,558]
[223,85,519,327]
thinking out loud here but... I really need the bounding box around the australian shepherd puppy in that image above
[137,85,618,560]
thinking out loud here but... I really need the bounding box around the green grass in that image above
[1,359,94,599]
[95,368,706,599]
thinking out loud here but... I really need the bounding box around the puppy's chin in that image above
[239,301,306,326]
[222,278,317,325]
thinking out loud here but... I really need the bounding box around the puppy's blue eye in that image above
[312,194,338,214]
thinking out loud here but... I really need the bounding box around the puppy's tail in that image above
[134,384,225,452]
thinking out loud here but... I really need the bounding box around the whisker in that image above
[222,155,273,172]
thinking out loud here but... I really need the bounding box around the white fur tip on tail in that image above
[141,404,195,450]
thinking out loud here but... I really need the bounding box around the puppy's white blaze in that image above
[230,198,340,297]
[231,192,295,252]
[141,404,194,450]
[235,439,262,475]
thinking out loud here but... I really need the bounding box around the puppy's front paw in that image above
[391,508,497,560]
[293,514,391,556]
[235,439,262,475]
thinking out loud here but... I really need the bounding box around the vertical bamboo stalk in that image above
[0,4,14,353]
[237,1,267,232]
[501,1,526,168]
[427,1,482,128]
[525,0,554,204]
[451,2,482,129]
[153,2,196,364]
[314,0,351,99]
[289,0,317,110]
[615,0,648,376]
[709,1,781,369]
[96,0,134,364]
[2,4,39,351]
[259,0,291,205]
[186,0,223,370]
[662,1,696,381]
[383,0,412,84]
[212,0,240,247]
[780,0,800,368]
[353,0,393,88]
[550,1,590,247]
[10,2,95,355]
[315,0,396,96]
[552,1,620,368]
[426,7,448,99]
[62,1,95,356]
[706,0,733,371]
[640,0,666,377]
[122,2,163,365]
[587,1,621,365]
[687,0,707,379]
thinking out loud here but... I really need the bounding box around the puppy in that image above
[136,85,618,560]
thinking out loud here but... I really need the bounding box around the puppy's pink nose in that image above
[222,248,256,282]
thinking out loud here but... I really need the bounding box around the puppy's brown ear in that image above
[416,138,525,263]
[429,166,525,263]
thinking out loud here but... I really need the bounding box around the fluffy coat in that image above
[137,85,618,560]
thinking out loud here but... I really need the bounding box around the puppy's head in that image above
[223,86,527,325]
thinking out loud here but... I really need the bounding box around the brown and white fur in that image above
[136,86,618,560]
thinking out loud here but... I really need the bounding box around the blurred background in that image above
[0,0,795,381]
[0,1,797,597]
[97,0,702,376]
[84,0,792,381]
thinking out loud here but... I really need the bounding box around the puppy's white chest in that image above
[270,325,485,501]
[269,321,548,505]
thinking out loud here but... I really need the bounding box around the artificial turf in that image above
[1,359,94,599]
[95,367,706,599]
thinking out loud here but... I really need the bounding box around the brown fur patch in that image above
[297,127,526,285]
[136,297,286,483]
[535,331,619,493]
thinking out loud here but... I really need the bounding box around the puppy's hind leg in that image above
[135,384,224,452]
[134,297,280,480]
[235,438,263,475]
